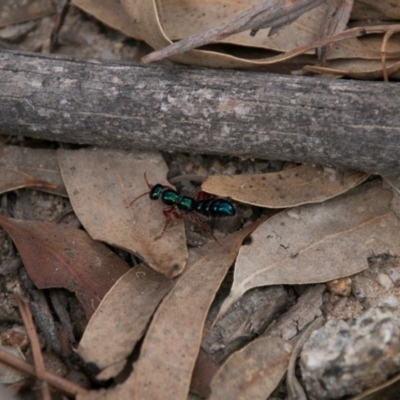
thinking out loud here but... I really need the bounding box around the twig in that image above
[381,26,400,82]
[142,0,325,63]
[0,349,88,397]
[17,296,51,400]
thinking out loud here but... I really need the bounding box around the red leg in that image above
[193,189,210,201]
[155,206,184,240]
[187,212,221,245]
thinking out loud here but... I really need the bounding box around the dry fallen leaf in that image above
[219,180,400,316]
[78,264,174,380]
[351,0,400,20]
[0,216,129,319]
[202,164,369,208]
[0,0,54,28]
[71,0,400,77]
[73,0,334,69]
[209,336,292,400]
[82,219,264,400]
[70,0,143,40]
[57,147,187,278]
[0,145,66,196]
[140,0,326,64]
[73,0,327,54]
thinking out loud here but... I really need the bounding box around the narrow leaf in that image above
[78,265,174,379]
[209,336,292,400]
[109,220,263,400]
[220,181,399,315]
[202,164,369,208]
[0,145,66,196]
[0,216,129,319]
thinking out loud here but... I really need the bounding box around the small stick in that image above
[0,349,88,397]
[17,296,51,400]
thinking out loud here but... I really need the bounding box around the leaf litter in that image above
[218,180,400,316]
[3,1,398,398]
[69,0,400,77]
[78,264,174,380]
[202,164,369,208]
[0,215,129,319]
[209,336,292,400]
[76,218,265,400]
[57,147,187,277]
[0,145,66,196]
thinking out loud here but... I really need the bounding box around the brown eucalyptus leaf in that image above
[120,0,218,67]
[351,0,400,20]
[57,148,187,278]
[202,165,369,208]
[73,0,326,55]
[0,145,66,196]
[95,219,264,400]
[70,0,143,39]
[219,181,399,316]
[140,0,326,65]
[0,0,55,28]
[72,0,392,73]
[209,336,292,400]
[157,0,327,53]
[120,0,331,68]
[0,216,129,319]
[78,264,174,379]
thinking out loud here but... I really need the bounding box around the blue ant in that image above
[129,173,235,241]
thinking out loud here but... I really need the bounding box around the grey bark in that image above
[0,50,399,174]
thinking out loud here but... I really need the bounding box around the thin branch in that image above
[0,349,89,397]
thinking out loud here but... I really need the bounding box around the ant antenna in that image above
[128,172,153,207]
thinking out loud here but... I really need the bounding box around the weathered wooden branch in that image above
[0,50,399,174]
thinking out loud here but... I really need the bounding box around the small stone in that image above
[377,273,393,290]
[287,209,300,220]
[300,298,400,399]
[326,277,352,297]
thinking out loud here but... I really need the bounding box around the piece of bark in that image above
[264,285,325,340]
[202,286,289,364]
[1,50,400,175]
